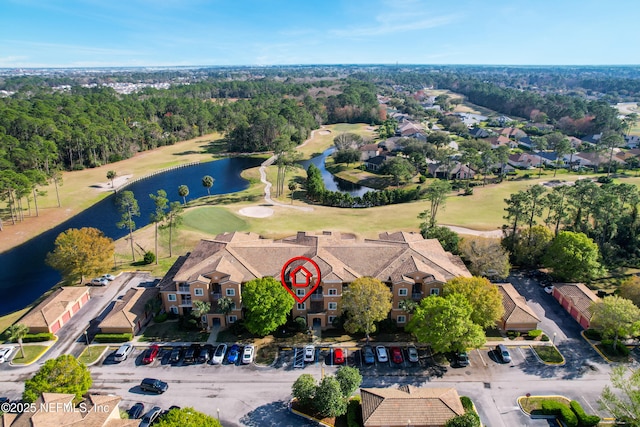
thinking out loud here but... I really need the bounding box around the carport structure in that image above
[552,283,599,329]
[20,286,90,334]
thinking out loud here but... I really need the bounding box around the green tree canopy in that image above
[335,366,363,398]
[115,190,140,262]
[459,237,510,279]
[45,227,114,283]
[591,296,640,349]
[178,184,189,204]
[340,277,393,340]
[620,276,640,308]
[543,231,604,282]
[292,374,317,407]
[314,376,348,418]
[23,355,92,403]
[154,407,222,427]
[202,175,214,195]
[149,189,168,265]
[599,366,640,425]
[407,294,485,354]
[241,277,294,336]
[443,276,505,328]
[511,225,553,268]
[382,157,416,186]
[6,323,29,359]
[445,412,481,427]
[192,300,211,329]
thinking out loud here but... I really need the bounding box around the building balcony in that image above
[412,292,423,300]
[211,293,222,299]
[310,294,323,301]
[307,301,325,314]
[178,286,190,294]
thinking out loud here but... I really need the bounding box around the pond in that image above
[0,157,262,316]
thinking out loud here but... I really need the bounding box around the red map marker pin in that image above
[280,256,322,304]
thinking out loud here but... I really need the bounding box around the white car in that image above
[212,344,227,365]
[242,345,255,364]
[544,285,554,294]
[0,347,16,363]
[101,274,116,281]
[407,346,419,363]
[89,277,108,286]
[113,343,133,362]
[376,346,388,363]
[303,345,315,363]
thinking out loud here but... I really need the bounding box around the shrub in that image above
[93,333,132,343]
[584,329,603,340]
[230,319,247,336]
[597,176,613,184]
[507,331,520,339]
[570,400,600,426]
[376,318,397,333]
[179,316,200,331]
[601,339,630,356]
[153,313,168,323]
[294,316,307,332]
[143,251,156,264]
[527,329,543,338]
[347,396,362,427]
[419,174,427,183]
[464,187,473,196]
[21,333,55,343]
[541,334,550,342]
[460,396,474,412]
[541,400,578,427]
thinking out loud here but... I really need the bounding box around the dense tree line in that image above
[305,164,420,208]
[503,180,640,268]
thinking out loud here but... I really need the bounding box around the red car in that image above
[391,347,403,364]
[333,348,345,365]
[142,345,159,364]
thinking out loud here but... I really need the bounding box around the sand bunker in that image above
[318,130,331,135]
[94,174,133,191]
[238,206,275,218]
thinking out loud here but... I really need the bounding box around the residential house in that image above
[529,122,555,132]
[364,155,387,171]
[379,137,405,152]
[1,392,138,427]
[552,283,599,329]
[536,151,562,166]
[98,287,158,335]
[359,143,382,161]
[499,127,527,140]
[508,153,544,169]
[573,152,624,170]
[20,287,90,334]
[469,127,490,139]
[488,135,516,149]
[567,136,583,149]
[581,134,602,145]
[158,231,471,330]
[517,136,535,149]
[497,284,540,331]
[455,112,488,127]
[496,115,514,126]
[427,162,475,180]
[360,386,465,427]
[398,122,425,138]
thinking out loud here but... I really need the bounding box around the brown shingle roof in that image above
[20,287,89,330]
[98,287,158,330]
[361,386,464,426]
[554,283,599,321]
[498,283,540,325]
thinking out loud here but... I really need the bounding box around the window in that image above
[228,315,237,323]
[170,306,178,314]
[398,288,408,296]
[328,288,337,296]
[297,303,306,310]
[430,288,440,296]
[194,288,204,296]
[328,302,337,311]
[328,316,336,324]
[201,315,208,323]
[296,289,306,297]
[168,294,177,302]
[226,288,235,297]
[397,315,406,324]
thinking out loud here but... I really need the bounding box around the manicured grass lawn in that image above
[181,206,249,235]
[533,345,564,363]
[296,123,376,160]
[139,321,209,343]
[11,345,50,365]
[519,395,571,415]
[78,345,109,365]
[0,307,30,337]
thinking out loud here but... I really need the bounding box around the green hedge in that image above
[93,333,133,343]
[541,401,578,427]
[153,313,168,323]
[347,396,362,427]
[21,333,55,342]
[460,396,474,412]
[570,400,600,427]
[601,339,630,356]
[583,329,603,340]
[527,329,543,338]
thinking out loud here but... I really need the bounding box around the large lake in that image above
[0,157,262,316]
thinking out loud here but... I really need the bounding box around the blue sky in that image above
[1,0,639,68]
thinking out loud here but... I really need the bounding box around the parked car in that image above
[140,406,162,427]
[495,344,511,363]
[375,346,388,363]
[183,344,199,364]
[407,346,419,363]
[88,277,108,286]
[303,345,315,363]
[544,285,554,294]
[197,346,211,364]
[333,348,345,365]
[142,344,159,364]
[168,347,183,364]
[114,343,133,362]
[101,274,116,281]
[242,345,255,364]
[0,347,16,364]
[227,344,240,364]
[453,351,469,367]
[362,345,375,365]
[161,405,181,417]
[139,378,168,394]
[391,347,403,364]
[212,344,227,365]
[128,402,145,419]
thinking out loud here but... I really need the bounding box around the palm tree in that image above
[288,181,297,204]
[106,170,117,188]
[192,300,211,330]
[217,297,234,315]
[178,185,189,205]
[6,323,29,359]
[202,175,214,196]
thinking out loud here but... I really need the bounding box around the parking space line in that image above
[518,347,528,364]
[476,349,487,367]
[581,396,598,416]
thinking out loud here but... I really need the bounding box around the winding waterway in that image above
[0,157,262,316]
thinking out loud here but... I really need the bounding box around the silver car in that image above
[407,346,419,363]
[0,347,16,363]
[375,346,388,363]
[212,344,227,365]
[114,343,133,362]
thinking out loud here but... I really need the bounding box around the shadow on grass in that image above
[240,400,317,427]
